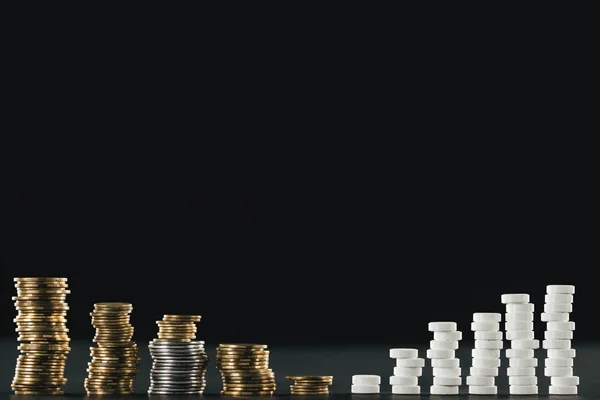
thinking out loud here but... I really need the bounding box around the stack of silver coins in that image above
[148,341,208,395]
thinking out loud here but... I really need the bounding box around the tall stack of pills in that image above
[501,293,539,395]
[427,322,461,395]
[389,348,423,394]
[467,313,502,395]
[543,285,578,395]
[351,375,380,394]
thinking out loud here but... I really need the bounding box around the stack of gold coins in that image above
[11,277,70,395]
[84,303,140,395]
[216,344,275,396]
[287,376,333,395]
[156,314,200,342]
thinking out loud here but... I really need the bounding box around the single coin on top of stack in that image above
[12,277,71,395]
[217,344,276,396]
[287,376,333,395]
[85,303,140,395]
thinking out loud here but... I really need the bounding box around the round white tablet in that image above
[541,312,569,322]
[504,311,534,322]
[505,349,534,358]
[389,376,418,386]
[509,385,538,395]
[396,358,425,368]
[506,303,534,313]
[352,375,381,385]
[543,339,571,349]
[472,349,500,359]
[545,358,573,367]
[469,367,498,376]
[474,340,503,350]
[430,340,458,350]
[545,367,573,377]
[393,367,422,377]
[390,348,418,359]
[545,330,573,340]
[471,321,499,331]
[548,348,576,358]
[547,321,575,331]
[433,331,462,341]
[466,375,494,386]
[430,385,458,395]
[507,367,536,376]
[545,302,572,313]
[432,358,460,368]
[433,376,461,386]
[510,339,539,349]
[505,321,534,331]
[545,293,573,304]
[428,321,457,332]
[509,358,537,367]
[547,284,575,294]
[432,367,461,377]
[549,385,577,395]
[475,331,502,340]
[469,386,497,395]
[506,330,534,340]
[351,384,380,394]
[551,376,579,386]
[426,349,454,359]
[501,293,530,304]
[391,385,420,394]
[473,313,501,322]
[473,358,500,368]
[509,376,537,386]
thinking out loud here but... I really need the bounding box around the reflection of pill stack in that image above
[427,322,461,395]
[389,348,423,394]
[501,293,539,395]
[467,313,502,395]
[351,375,380,394]
[543,285,578,395]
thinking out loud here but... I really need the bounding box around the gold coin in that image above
[220,370,273,376]
[15,277,68,281]
[162,314,201,320]
[219,344,267,349]
[221,390,274,396]
[287,376,333,380]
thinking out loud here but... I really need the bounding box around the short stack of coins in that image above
[12,277,71,395]
[427,321,461,395]
[216,344,276,395]
[467,313,502,395]
[85,303,140,395]
[287,376,333,395]
[148,314,208,395]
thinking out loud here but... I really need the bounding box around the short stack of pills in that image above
[351,375,380,394]
[501,293,539,395]
[543,284,578,395]
[427,322,461,395]
[467,313,502,395]
[389,348,423,394]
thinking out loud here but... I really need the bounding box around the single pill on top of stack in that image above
[427,322,461,395]
[351,375,380,393]
[287,376,333,395]
[468,313,502,395]
[390,348,423,394]
[216,344,275,396]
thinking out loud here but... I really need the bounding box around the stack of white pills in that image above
[351,375,380,394]
[501,293,539,395]
[467,313,502,395]
[543,284,578,395]
[427,321,461,395]
[389,348,424,394]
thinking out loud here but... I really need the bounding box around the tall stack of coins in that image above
[148,315,208,395]
[216,344,276,396]
[85,303,140,395]
[12,277,71,395]
[287,376,333,395]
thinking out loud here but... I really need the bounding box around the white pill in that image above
[433,377,461,386]
[547,321,575,331]
[391,385,420,394]
[545,330,573,340]
[506,303,534,313]
[430,340,458,350]
[393,367,422,377]
[545,302,572,313]
[472,349,500,359]
[396,358,425,368]
[551,376,579,386]
[432,367,461,377]
[351,384,380,394]
[545,367,573,377]
[466,376,494,386]
[432,358,460,368]
[389,376,418,386]
[474,340,503,350]
[506,330,534,340]
[548,348,576,358]
[473,358,500,368]
[427,349,454,359]
[545,293,573,304]
[390,348,418,359]
[543,339,571,349]
[505,349,534,358]
[510,339,539,349]
[545,358,573,367]
[505,321,534,331]
[509,376,537,385]
[468,386,497,395]
[471,321,499,331]
[473,313,501,322]
[547,284,575,294]
[475,331,503,340]
[433,331,462,341]
[352,375,381,385]
[549,385,577,395]
[469,367,498,376]
[509,358,537,367]
[501,293,530,303]
[505,311,534,322]
[541,312,569,322]
[430,385,458,395]
[428,321,457,332]
[507,367,536,376]
[509,385,538,395]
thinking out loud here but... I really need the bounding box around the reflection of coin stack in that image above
[287,376,333,395]
[148,315,208,395]
[542,285,578,395]
[427,321,461,395]
[85,303,140,395]
[12,277,71,395]
[501,293,539,395]
[467,313,502,395]
[216,344,275,395]
[389,348,423,394]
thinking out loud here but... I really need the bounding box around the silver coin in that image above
[148,390,203,395]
